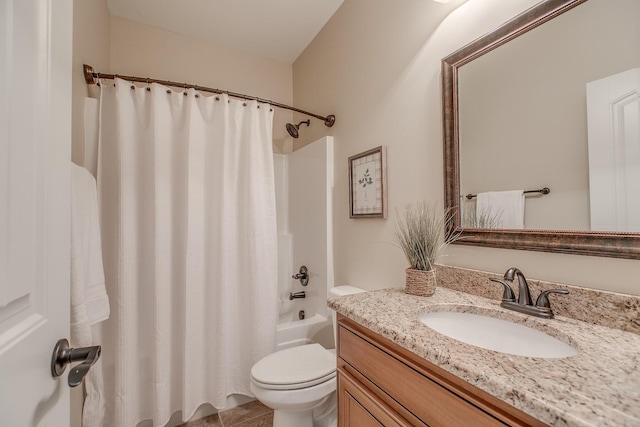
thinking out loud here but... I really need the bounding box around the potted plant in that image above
[393,202,459,296]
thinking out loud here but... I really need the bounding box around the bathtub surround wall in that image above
[274,154,294,319]
[289,138,335,321]
[274,137,335,351]
[292,0,640,296]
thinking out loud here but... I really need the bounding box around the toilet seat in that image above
[251,343,336,391]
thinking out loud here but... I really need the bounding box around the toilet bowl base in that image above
[273,409,314,427]
[271,395,336,427]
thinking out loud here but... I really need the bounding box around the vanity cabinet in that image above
[339,369,409,427]
[336,315,546,427]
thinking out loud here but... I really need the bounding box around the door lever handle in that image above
[51,338,101,387]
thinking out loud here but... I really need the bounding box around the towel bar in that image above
[465,187,550,200]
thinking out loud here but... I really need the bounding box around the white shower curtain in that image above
[87,78,278,427]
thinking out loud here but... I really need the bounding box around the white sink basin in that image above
[419,310,578,358]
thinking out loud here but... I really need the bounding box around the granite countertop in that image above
[329,287,640,427]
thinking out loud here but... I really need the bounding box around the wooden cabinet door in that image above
[337,316,546,427]
[338,369,410,427]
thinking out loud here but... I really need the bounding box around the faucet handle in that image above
[489,277,516,302]
[292,266,309,286]
[535,289,569,309]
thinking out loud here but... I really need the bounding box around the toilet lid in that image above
[251,343,336,390]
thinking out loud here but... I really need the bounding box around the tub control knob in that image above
[292,266,309,286]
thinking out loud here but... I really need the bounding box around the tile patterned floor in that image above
[178,400,273,427]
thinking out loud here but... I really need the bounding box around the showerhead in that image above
[285,123,298,138]
[286,120,310,139]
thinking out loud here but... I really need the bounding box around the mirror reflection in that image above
[457,0,640,232]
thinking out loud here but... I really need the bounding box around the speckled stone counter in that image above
[328,287,640,427]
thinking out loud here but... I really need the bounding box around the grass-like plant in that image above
[393,202,459,272]
[462,204,503,229]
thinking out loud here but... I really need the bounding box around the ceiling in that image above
[106,0,345,64]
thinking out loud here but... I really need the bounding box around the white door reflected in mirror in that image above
[587,68,640,232]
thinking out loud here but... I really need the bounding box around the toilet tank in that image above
[328,286,365,348]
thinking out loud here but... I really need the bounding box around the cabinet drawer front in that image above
[339,368,410,427]
[339,326,506,427]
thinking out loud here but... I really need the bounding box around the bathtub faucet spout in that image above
[289,291,306,300]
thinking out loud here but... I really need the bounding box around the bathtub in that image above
[276,312,333,351]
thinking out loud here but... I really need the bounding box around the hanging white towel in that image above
[476,190,525,229]
[84,97,100,178]
[70,162,109,346]
[71,163,110,427]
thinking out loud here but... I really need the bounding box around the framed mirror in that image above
[443,0,640,259]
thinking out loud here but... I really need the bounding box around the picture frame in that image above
[349,146,387,219]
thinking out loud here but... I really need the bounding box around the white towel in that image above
[84,98,100,178]
[476,190,525,229]
[71,162,109,347]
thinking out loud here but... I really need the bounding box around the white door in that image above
[587,68,640,232]
[0,0,73,425]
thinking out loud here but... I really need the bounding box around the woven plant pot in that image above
[405,268,437,296]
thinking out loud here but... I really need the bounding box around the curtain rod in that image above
[83,64,336,128]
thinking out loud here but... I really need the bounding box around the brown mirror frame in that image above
[442,0,640,260]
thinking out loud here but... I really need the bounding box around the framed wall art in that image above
[348,146,387,219]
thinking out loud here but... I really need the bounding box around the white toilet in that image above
[250,285,365,427]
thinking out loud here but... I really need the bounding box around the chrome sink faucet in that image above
[489,267,568,319]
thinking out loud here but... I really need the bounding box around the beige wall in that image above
[109,16,294,151]
[293,0,640,296]
[72,0,111,166]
